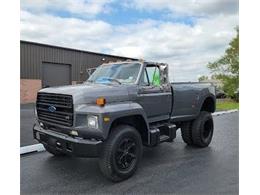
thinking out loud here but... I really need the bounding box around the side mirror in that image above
[159,64,169,84]
[87,68,96,77]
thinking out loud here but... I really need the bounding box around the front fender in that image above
[74,102,148,140]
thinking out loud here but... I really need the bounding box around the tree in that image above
[207,27,239,99]
[198,75,209,82]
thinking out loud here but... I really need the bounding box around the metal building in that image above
[20,40,135,103]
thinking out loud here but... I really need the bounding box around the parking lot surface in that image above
[21,112,238,194]
[20,104,37,146]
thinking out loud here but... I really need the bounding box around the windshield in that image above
[87,63,141,84]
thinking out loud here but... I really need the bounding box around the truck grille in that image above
[36,92,73,127]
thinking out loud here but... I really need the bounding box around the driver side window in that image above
[146,66,161,86]
[140,66,161,86]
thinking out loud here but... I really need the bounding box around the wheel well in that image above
[110,115,148,144]
[201,97,215,113]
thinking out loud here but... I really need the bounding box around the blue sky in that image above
[97,10,196,26]
[23,1,197,26]
[20,0,238,81]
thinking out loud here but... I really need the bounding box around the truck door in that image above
[137,65,172,122]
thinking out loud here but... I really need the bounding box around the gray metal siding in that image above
[20,41,135,81]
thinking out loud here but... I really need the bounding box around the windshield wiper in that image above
[106,78,122,85]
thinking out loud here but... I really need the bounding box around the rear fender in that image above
[196,94,216,116]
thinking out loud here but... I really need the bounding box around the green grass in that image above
[216,99,239,111]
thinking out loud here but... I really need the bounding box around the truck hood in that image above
[39,83,130,104]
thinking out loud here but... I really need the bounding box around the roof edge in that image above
[20,40,137,60]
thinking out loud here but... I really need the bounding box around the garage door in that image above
[42,62,71,88]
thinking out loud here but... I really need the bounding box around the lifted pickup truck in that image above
[33,60,216,181]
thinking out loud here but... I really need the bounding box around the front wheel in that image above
[98,125,143,182]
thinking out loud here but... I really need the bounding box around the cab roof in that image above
[101,59,168,66]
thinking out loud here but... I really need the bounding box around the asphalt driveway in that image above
[20,112,239,194]
[20,104,37,146]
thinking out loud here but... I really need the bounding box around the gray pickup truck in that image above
[33,60,216,181]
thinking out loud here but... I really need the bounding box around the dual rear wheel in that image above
[181,111,214,147]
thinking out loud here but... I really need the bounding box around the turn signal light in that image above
[96,97,106,106]
[70,130,78,136]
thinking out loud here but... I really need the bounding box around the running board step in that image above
[148,124,177,146]
[159,135,171,143]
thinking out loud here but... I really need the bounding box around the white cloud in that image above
[21,10,113,51]
[20,0,238,81]
[21,0,114,16]
[124,0,238,17]
[105,15,238,81]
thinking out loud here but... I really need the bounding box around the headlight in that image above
[87,115,98,129]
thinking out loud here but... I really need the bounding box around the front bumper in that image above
[33,124,103,157]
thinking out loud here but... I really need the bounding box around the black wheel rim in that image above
[115,138,137,171]
[202,118,213,141]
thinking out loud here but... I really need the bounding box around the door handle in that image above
[139,86,155,92]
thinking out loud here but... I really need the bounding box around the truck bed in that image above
[170,82,216,120]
